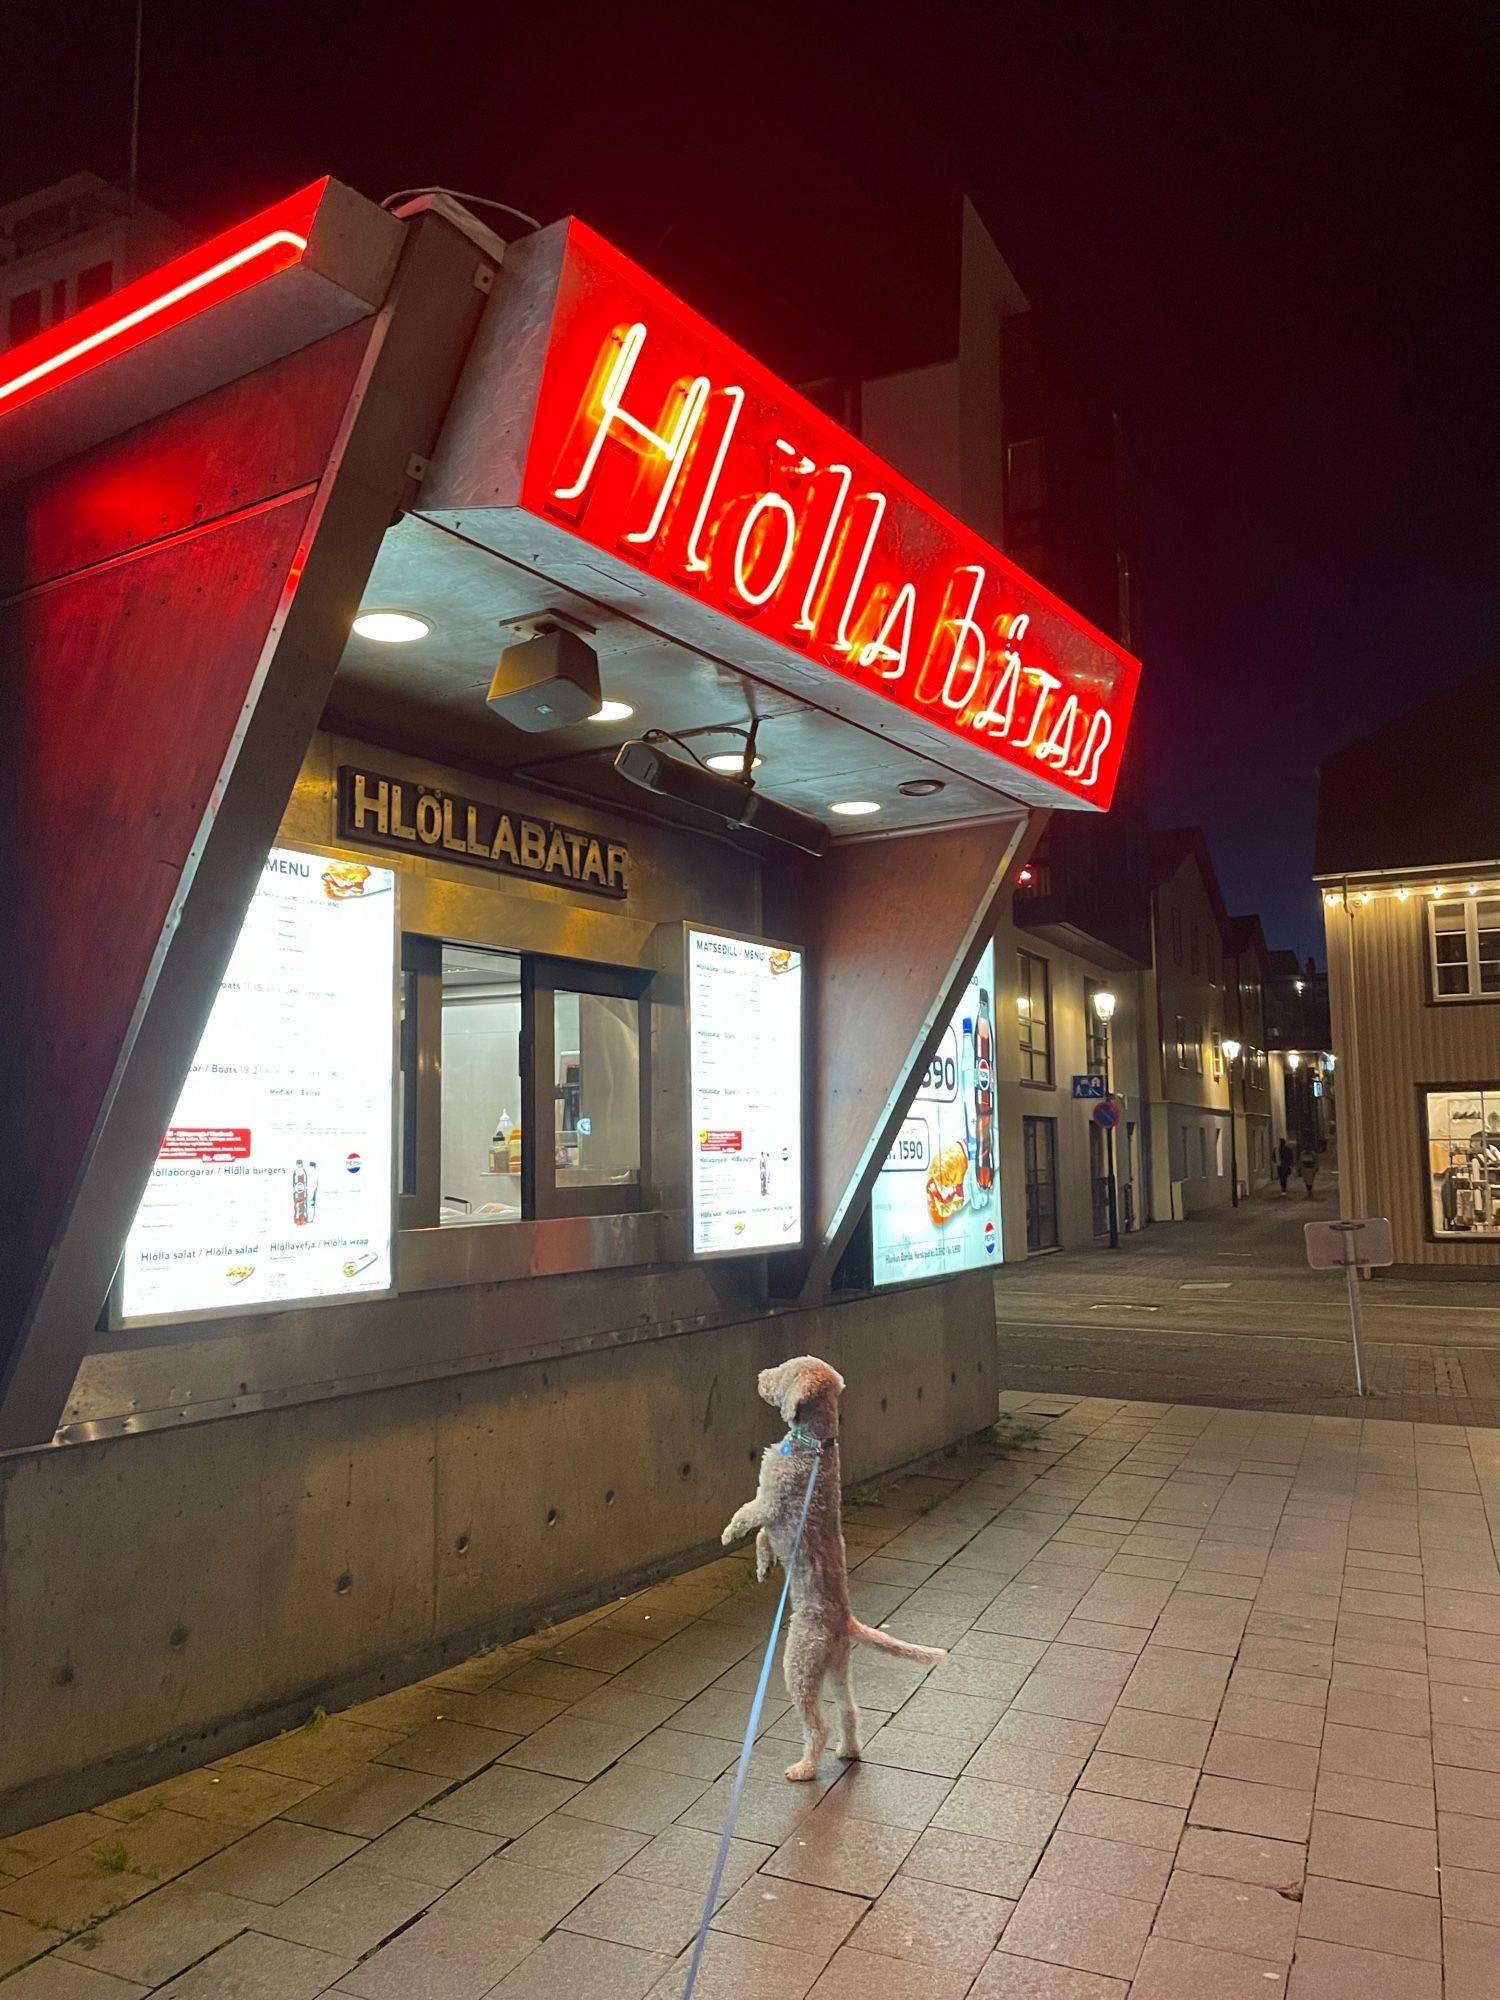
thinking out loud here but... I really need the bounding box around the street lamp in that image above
[1092,989,1120,1250]
[1222,1038,1242,1209]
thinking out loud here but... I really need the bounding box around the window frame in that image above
[403,936,652,1230]
[1017,950,1054,1086]
[1428,897,1500,1003]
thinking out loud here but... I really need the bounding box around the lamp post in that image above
[1092,989,1119,1249]
[1222,1038,1242,1209]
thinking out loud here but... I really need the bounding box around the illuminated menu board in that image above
[871,941,1002,1285]
[688,929,803,1255]
[119,849,397,1323]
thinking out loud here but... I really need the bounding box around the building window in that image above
[1017,951,1052,1085]
[1190,922,1201,975]
[1006,436,1046,516]
[1198,1126,1208,1178]
[76,260,114,309]
[1214,1126,1224,1178]
[1084,980,1110,1076]
[1171,909,1183,966]
[1192,1023,1203,1076]
[1175,1015,1189,1070]
[1212,1030,1223,1082]
[7,288,42,347]
[1425,1086,1500,1238]
[1429,898,1500,1001]
[404,939,647,1228]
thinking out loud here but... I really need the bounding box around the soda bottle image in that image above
[974,990,996,1201]
[307,1160,319,1223]
[292,1159,309,1226]
[759,1152,770,1197]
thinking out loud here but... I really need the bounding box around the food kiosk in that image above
[0,180,1137,1823]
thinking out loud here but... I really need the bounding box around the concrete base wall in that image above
[0,1272,996,1833]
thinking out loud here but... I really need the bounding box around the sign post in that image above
[1304,1217,1393,1397]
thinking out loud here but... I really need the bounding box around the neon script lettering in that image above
[527,234,1139,808]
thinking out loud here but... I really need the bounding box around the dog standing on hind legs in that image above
[721,1355,947,1781]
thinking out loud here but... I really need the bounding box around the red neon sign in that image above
[523,224,1139,807]
[0,183,322,420]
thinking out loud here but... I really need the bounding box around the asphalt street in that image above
[995,1175,1500,1424]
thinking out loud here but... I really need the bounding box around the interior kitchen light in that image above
[590,700,634,723]
[353,611,430,643]
[705,752,763,773]
[830,800,880,816]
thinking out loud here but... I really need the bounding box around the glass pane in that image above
[399,968,418,1195]
[1481,961,1500,993]
[1435,935,1468,963]
[1438,965,1470,995]
[555,991,641,1190]
[1433,904,1467,932]
[439,946,522,1224]
[1427,1085,1500,1237]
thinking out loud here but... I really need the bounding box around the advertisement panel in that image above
[119,849,397,1322]
[688,928,803,1255]
[872,942,1001,1284]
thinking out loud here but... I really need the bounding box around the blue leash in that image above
[680,1446,822,1999]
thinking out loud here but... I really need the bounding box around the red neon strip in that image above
[0,181,325,419]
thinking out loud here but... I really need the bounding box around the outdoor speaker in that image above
[487,626,602,733]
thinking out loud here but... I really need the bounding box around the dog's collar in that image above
[778,1421,831,1457]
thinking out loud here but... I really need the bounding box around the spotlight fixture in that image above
[830,800,880,817]
[1396,887,1409,901]
[591,699,634,724]
[354,610,430,643]
[1358,890,1372,905]
[613,738,826,855]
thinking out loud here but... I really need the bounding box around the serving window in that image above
[401,939,649,1229]
[1424,1085,1500,1239]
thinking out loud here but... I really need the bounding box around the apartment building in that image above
[1,174,180,352]
[1142,829,1237,1215]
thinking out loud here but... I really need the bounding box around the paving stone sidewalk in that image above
[6,1395,1500,1996]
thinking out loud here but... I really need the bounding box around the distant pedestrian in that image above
[1299,1146,1319,1198]
[1277,1139,1294,1195]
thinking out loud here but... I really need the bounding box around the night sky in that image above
[6,1,1496,960]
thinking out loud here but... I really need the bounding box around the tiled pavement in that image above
[7,1398,1500,1996]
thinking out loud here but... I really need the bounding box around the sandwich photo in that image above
[768,949,793,976]
[925,1139,969,1226]
[321,860,371,901]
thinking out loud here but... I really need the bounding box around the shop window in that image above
[401,939,648,1229]
[1018,951,1052,1085]
[1425,1086,1500,1238]
[1429,898,1500,1001]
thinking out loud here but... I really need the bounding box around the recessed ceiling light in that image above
[897,777,945,798]
[706,751,763,773]
[830,800,880,817]
[591,700,634,723]
[353,610,430,643]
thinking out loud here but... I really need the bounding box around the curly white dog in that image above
[721,1355,946,1781]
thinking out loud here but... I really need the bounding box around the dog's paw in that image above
[835,1740,862,1762]
[784,1759,819,1782]
[720,1523,739,1547]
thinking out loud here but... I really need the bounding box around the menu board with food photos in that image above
[871,941,1003,1284]
[688,928,804,1255]
[118,849,397,1323]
